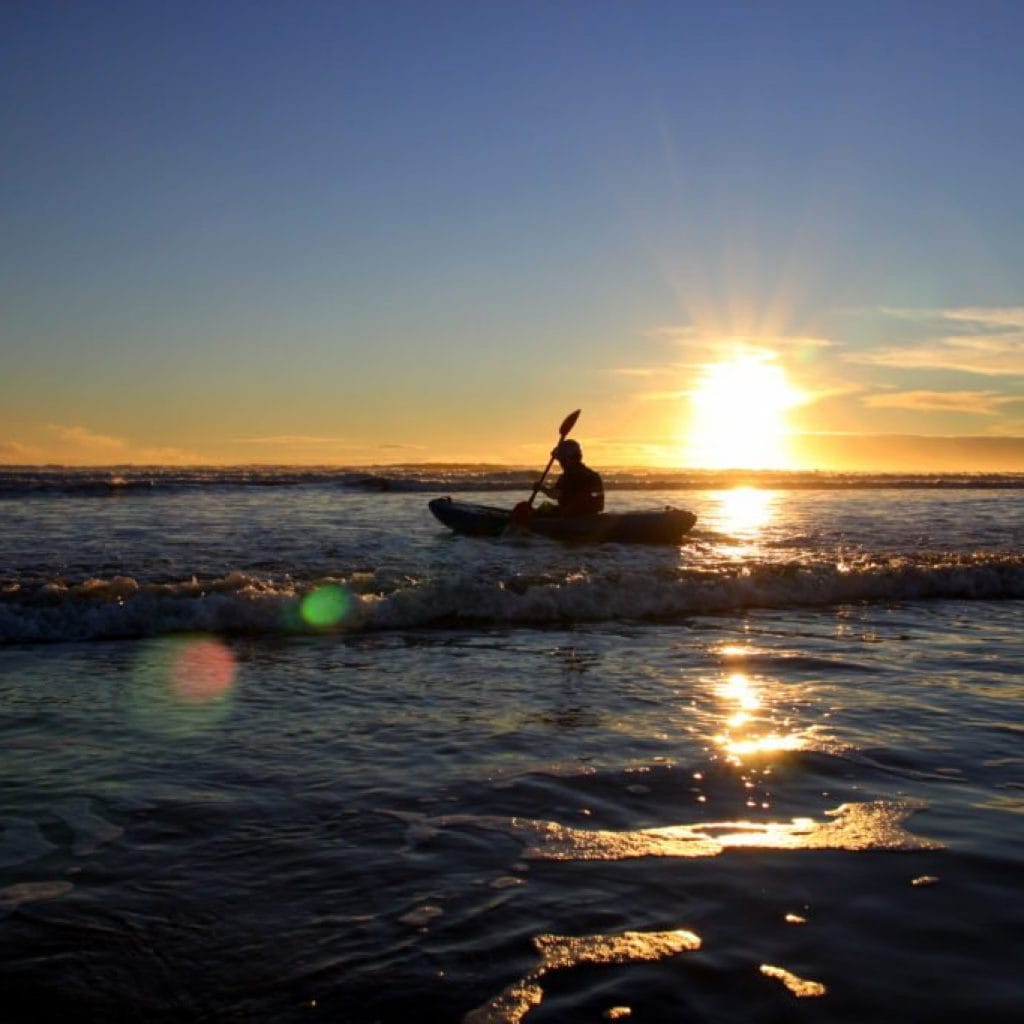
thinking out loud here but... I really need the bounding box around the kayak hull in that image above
[428,497,697,545]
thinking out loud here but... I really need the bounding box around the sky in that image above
[3,0,1024,470]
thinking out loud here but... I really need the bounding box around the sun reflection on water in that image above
[719,486,775,536]
[711,665,811,767]
[717,672,762,710]
[760,963,827,998]
[394,800,941,864]
[465,928,702,1024]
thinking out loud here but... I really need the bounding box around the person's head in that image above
[552,439,583,466]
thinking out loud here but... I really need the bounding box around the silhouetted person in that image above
[536,439,604,517]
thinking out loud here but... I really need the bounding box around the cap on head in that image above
[553,439,582,461]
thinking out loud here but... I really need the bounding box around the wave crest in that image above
[2,554,1022,643]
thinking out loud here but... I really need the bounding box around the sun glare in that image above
[685,355,801,469]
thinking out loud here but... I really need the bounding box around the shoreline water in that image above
[3,606,1022,1022]
[2,479,1022,1021]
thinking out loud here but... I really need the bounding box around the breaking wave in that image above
[3,554,1022,644]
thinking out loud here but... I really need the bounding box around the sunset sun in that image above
[685,355,802,470]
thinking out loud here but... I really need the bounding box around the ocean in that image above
[1,466,1022,1022]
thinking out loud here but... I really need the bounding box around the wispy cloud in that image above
[848,306,1024,377]
[863,390,1021,414]
[850,341,1024,376]
[47,424,126,450]
[928,306,1024,328]
[0,440,41,460]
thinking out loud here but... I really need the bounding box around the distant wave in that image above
[3,555,1022,643]
[3,465,1024,497]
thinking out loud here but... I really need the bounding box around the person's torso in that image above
[556,464,604,516]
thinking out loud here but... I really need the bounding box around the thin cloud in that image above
[0,440,41,461]
[863,390,1020,415]
[47,424,126,450]
[937,306,1024,327]
[848,340,1024,376]
[878,305,1024,327]
[850,306,1024,377]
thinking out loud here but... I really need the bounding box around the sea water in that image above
[1,467,1022,1022]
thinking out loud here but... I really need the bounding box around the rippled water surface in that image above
[1,476,1022,1021]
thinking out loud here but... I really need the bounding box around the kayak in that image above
[428,497,697,545]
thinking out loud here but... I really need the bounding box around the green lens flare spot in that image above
[300,585,351,628]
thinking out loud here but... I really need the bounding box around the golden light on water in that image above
[723,733,808,757]
[465,929,702,1024]
[403,800,942,863]
[685,354,802,469]
[535,929,702,969]
[717,672,762,710]
[718,486,775,536]
[711,667,810,762]
[760,963,827,998]
[405,795,939,1022]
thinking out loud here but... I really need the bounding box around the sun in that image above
[685,354,801,469]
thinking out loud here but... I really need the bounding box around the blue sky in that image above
[3,1,1023,467]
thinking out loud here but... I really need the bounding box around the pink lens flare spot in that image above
[169,638,236,703]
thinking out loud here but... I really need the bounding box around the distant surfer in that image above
[535,439,604,517]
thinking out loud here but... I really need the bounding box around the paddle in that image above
[509,409,581,525]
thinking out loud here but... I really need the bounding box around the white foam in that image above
[2,556,1022,643]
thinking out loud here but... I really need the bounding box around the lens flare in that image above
[129,635,236,734]
[170,638,235,703]
[300,585,352,628]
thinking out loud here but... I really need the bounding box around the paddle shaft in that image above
[525,409,580,509]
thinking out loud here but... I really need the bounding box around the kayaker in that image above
[536,439,604,517]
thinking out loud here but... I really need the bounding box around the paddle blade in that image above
[559,409,581,438]
[509,501,532,526]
